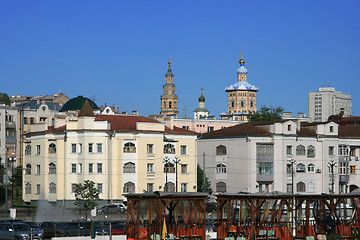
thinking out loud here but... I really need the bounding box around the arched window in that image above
[307,182,315,192]
[296,163,305,173]
[25,183,31,194]
[123,142,136,153]
[216,145,227,155]
[25,145,31,155]
[216,163,226,174]
[169,101,172,109]
[164,143,175,154]
[48,143,56,154]
[49,163,56,174]
[307,163,315,172]
[307,145,315,157]
[123,162,135,173]
[165,182,175,192]
[241,101,244,107]
[216,182,227,193]
[49,182,56,193]
[25,164,31,175]
[123,181,135,193]
[231,101,235,108]
[297,182,306,192]
[296,145,305,155]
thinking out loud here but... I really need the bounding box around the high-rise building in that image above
[160,60,179,118]
[308,87,352,122]
[220,54,259,121]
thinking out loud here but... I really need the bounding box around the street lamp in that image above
[8,156,16,208]
[173,156,181,192]
[328,159,337,194]
[163,156,170,192]
[288,158,296,194]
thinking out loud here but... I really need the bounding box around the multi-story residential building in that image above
[22,101,197,206]
[220,54,259,121]
[308,87,352,122]
[160,60,179,118]
[198,120,360,195]
[11,93,70,107]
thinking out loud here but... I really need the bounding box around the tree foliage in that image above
[0,93,11,105]
[74,180,100,217]
[197,164,213,195]
[248,106,284,122]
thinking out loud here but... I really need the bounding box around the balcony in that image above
[257,174,274,182]
[5,121,16,128]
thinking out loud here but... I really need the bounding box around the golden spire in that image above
[239,51,245,65]
[168,57,171,67]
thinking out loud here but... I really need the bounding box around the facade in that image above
[198,121,360,195]
[308,87,352,122]
[11,93,70,107]
[220,55,259,121]
[160,60,179,118]
[22,103,197,206]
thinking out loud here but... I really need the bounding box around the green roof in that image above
[194,107,209,112]
[59,96,100,112]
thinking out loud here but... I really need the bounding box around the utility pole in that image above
[203,153,206,193]
[163,156,170,192]
[288,158,296,194]
[328,159,337,194]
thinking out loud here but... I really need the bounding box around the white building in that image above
[197,120,360,195]
[308,87,352,122]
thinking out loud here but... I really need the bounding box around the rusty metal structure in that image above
[124,191,208,240]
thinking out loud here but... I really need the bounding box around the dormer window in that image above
[330,126,334,133]
[288,124,292,131]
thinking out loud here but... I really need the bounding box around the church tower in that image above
[194,87,209,119]
[160,60,179,118]
[221,52,259,121]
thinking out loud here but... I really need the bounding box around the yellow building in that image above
[22,101,197,206]
[160,60,179,118]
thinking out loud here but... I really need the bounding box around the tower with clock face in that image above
[160,60,179,118]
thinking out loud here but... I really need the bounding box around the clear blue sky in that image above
[1,1,360,118]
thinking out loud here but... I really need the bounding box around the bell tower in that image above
[160,59,179,118]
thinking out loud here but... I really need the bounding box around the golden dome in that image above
[239,58,245,65]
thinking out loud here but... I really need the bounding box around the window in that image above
[181,183,187,192]
[330,126,334,132]
[216,182,227,193]
[307,145,315,157]
[49,182,56,193]
[71,164,76,173]
[216,145,227,155]
[97,163,103,173]
[147,163,154,174]
[89,163,93,173]
[79,143,82,153]
[181,164,188,174]
[286,146,293,155]
[124,142,136,153]
[25,183,31,194]
[25,145,31,155]
[49,163,56,174]
[308,182,315,192]
[147,183,154,192]
[339,145,350,156]
[71,144,77,153]
[147,144,154,154]
[296,145,305,155]
[89,143,93,153]
[329,146,335,156]
[257,144,274,156]
[97,183,103,193]
[97,143,102,153]
[286,164,293,174]
[79,163,82,173]
[257,162,274,174]
[182,126,189,130]
[40,117,47,122]
[123,182,135,193]
[36,145,41,155]
[48,143,56,154]
[297,182,306,192]
[307,164,315,172]
[288,124,292,131]
[296,163,305,173]
[36,184,40,195]
[181,145,187,155]
[216,163,227,174]
[350,165,356,174]
[124,162,135,173]
[30,117,34,124]
[286,184,293,193]
[36,165,40,175]
[24,117,28,124]
[164,143,175,154]
[164,162,175,173]
[165,182,175,192]
[207,126,214,132]
[71,184,77,193]
[25,164,31,175]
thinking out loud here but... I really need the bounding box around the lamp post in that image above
[163,156,170,192]
[8,156,16,208]
[288,158,296,194]
[173,156,181,192]
[328,159,337,194]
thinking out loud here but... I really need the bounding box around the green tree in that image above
[74,180,100,219]
[0,93,11,105]
[197,164,213,195]
[248,106,284,122]
[9,166,23,204]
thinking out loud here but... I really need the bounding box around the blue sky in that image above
[1,1,360,118]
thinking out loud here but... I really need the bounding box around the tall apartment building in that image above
[308,87,352,122]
